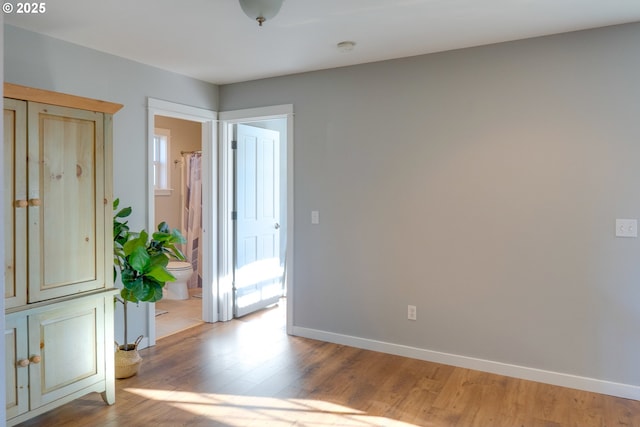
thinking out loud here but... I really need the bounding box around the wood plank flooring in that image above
[155,288,203,339]
[16,300,640,426]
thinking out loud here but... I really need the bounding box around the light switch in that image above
[311,210,320,225]
[615,219,637,237]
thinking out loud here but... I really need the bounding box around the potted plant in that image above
[112,198,186,378]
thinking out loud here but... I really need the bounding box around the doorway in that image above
[219,105,294,332]
[153,115,203,338]
[145,101,294,344]
[146,98,217,346]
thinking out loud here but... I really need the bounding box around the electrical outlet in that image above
[616,219,637,237]
[407,305,417,321]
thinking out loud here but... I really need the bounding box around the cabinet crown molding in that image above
[4,83,123,114]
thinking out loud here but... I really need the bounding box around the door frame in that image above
[219,105,294,334]
[146,98,218,346]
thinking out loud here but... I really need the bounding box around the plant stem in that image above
[123,300,128,347]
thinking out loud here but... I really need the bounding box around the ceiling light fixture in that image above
[239,0,284,27]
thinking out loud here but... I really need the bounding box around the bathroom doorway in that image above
[153,115,204,338]
[146,98,217,346]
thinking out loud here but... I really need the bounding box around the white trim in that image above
[285,111,294,336]
[292,326,640,401]
[148,98,217,121]
[219,105,294,332]
[217,122,234,321]
[154,189,173,196]
[219,105,293,122]
[152,127,171,193]
[146,98,218,347]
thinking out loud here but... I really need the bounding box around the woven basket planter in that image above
[115,335,143,379]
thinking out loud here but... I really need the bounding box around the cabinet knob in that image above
[17,359,30,368]
[29,355,42,364]
[14,200,28,208]
[29,199,42,207]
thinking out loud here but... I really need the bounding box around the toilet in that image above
[164,261,193,300]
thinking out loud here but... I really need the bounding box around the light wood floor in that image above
[155,288,203,339]
[16,300,640,426]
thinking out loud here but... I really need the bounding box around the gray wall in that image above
[5,20,640,392]
[220,23,640,386]
[4,24,219,346]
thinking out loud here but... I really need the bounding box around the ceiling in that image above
[5,0,640,85]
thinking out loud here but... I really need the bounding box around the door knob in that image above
[17,359,30,368]
[274,223,280,229]
[29,355,41,364]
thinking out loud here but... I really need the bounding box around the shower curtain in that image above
[184,152,202,288]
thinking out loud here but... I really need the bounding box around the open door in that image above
[233,123,285,317]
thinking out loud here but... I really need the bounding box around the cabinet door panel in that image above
[5,316,29,419]
[28,299,105,409]
[28,103,105,302]
[3,99,28,308]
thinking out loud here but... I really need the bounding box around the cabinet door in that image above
[28,298,106,409]
[27,103,106,302]
[5,315,29,420]
[4,99,28,308]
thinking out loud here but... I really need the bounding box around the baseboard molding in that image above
[292,326,640,401]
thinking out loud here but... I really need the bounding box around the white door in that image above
[234,124,284,317]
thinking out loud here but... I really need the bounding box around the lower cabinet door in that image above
[27,298,106,409]
[5,315,29,419]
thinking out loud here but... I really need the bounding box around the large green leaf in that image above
[133,280,155,301]
[123,230,148,256]
[120,288,137,303]
[115,206,132,218]
[164,244,186,261]
[128,246,151,273]
[146,265,175,283]
[152,231,171,242]
[157,221,169,233]
[120,267,138,285]
[145,283,165,303]
[149,253,169,268]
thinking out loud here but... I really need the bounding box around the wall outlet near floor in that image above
[407,305,417,321]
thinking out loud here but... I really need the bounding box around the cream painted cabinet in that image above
[4,315,28,420]
[3,84,122,426]
[30,102,106,302]
[5,293,113,426]
[4,98,27,309]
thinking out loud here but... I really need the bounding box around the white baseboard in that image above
[292,326,640,401]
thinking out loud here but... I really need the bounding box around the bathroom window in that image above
[153,128,171,195]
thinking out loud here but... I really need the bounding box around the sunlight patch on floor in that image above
[125,387,423,426]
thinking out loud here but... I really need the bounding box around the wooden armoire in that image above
[3,83,122,426]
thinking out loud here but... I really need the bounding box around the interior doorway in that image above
[219,105,294,333]
[145,101,294,343]
[146,98,217,346]
[153,115,203,337]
